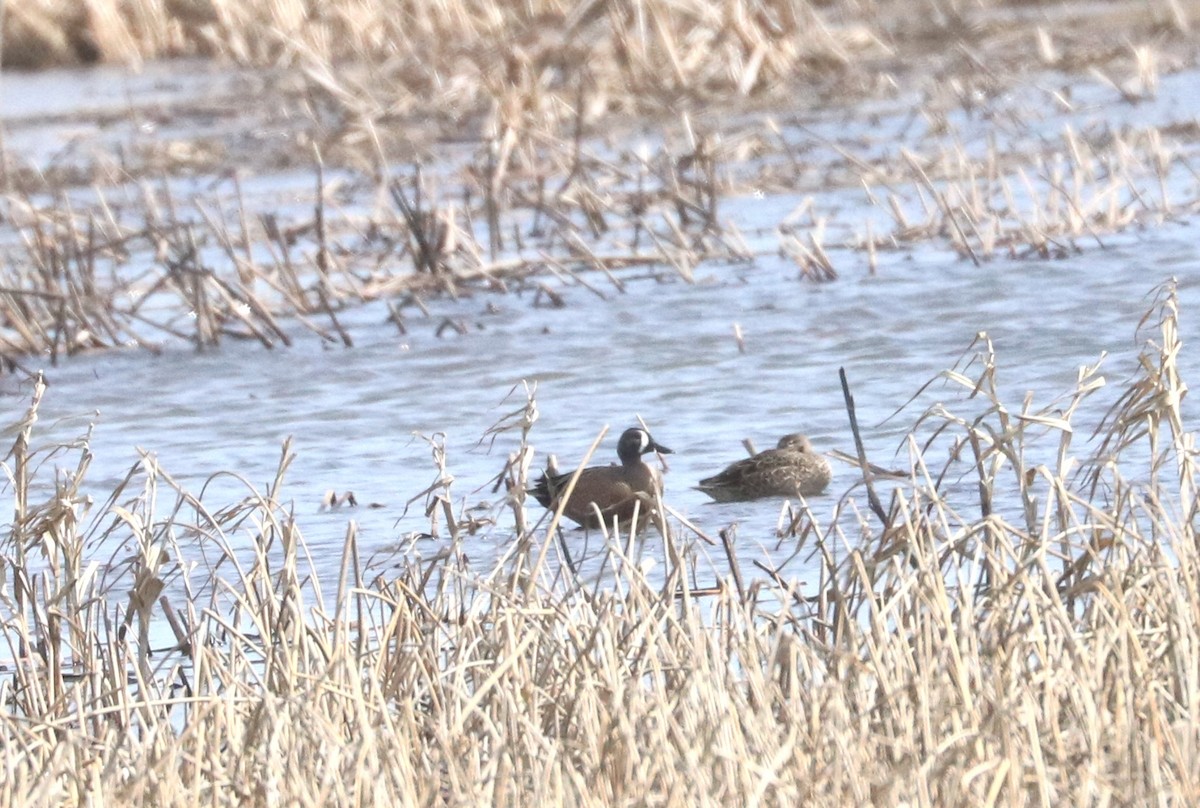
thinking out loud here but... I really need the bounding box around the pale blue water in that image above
[9,232,1197,578]
[2,58,1199,607]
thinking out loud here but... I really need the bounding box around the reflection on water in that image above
[9,225,1199,592]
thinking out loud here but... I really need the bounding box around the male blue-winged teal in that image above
[531,427,672,529]
[696,433,830,502]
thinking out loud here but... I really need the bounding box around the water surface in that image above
[3,59,1200,597]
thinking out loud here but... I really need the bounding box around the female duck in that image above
[532,427,672,529]
[696,433,830,502]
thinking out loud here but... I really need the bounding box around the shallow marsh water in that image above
[3,58,1200,601]
[11,228,1199,584]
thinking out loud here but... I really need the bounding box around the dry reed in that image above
[0,2,1197,366]
[2,4,1199,803]
[3,281,1200,804]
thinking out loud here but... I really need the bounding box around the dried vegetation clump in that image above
[3,283,1200,804]
[0,0,1199,368]
[4,0,876,88]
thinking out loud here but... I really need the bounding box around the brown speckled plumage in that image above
[696,433,830,502]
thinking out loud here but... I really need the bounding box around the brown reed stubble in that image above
[0,117,754,365]
[2,1,1197,366]
[2,281,1200,804]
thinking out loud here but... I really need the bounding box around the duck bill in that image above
[649,440,673,455]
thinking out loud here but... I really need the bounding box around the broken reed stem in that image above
[839,366,888,526]
[315,147,330,279]
[8,371,45,628]
[719,525,746,601]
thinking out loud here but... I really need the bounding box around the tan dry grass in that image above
[0,2,1197,367]
[0,129,754,365]
[2,104,1192,367]
[3,281,1200,804]
[4,0,1190,122]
